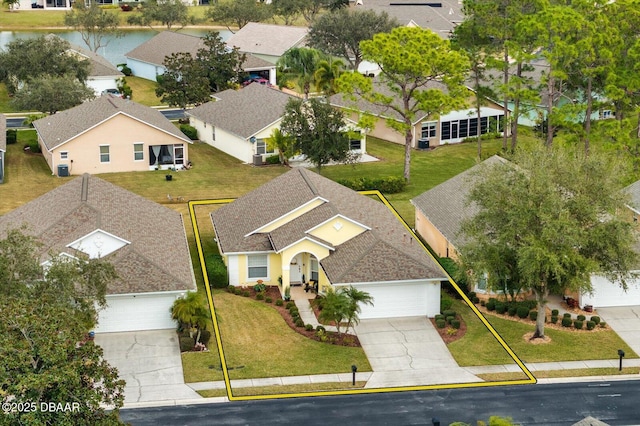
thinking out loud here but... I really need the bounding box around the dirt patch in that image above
[430,316,468,344]
[523,332,552,344]
[225,286,362,348]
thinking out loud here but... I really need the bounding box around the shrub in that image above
[562,317,572,327]
[179,336,194,352]
[480,299,486,306]
[118,63,132,76]
[574,320,584,330]
[590,316,601,325]
[227,285,235,293]
[486,300,496,311]
[285,301,294,309]
[295,318,304,327]
[265,155,280,165]
[288,306,299,314]
[442,310,456,318]
[6,129,17,145]
[563,312,572,319]
[291,313,300,322]
[180,124,198,140]
[441,298,453,313]
[316,325,325,332]
[117,77,132,98]
[551,309,559,316]
[253,283,266,293]
[242,291,250,297]
[599,321,607,328]
[265,297,273,303]
[467,291,476,300]
[305,324,313,331]
[199,330,211,345]
[446,327,458,336]
[234,287,242,295]
[336,175,407,194]
[25,141,41,153]
[472,296,480,304]
[577,314,586,321]
[516,306,529,319]
[436,319,446,328]
[435,314,445,321]
[445,315,455,325]
[275,299,283,306]
[529,311,538,321]
[586,321,596,330]
[508,307,517,316]
[255,293,264,300]
[206,254,228,288]
[451,319,461,329]
[495,303,507,315]
[550,315,558,324]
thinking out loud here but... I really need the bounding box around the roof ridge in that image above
[298,168,319,196]
[81,173,89,202]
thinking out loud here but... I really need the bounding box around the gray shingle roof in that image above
[32,95,191,151]
[125,31,205,66]
[0,174,196,294]
[226,22,308,57]
[212,168,445,283]
[68,42,123,78]
[411,155,508,249]
[187,84,294,139]
[0,114,5,152]
[356,0,464,38]
[243,53,276,70]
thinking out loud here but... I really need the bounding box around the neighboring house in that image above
[32,95,192,176]
[125,31,276,85]
[212,168,446,319]
[0,114,5,184]
[225,22,308,65]
[330,81,508,149]
[353,0,464,38]
[0,174,196,333]
[187,83,365,164]
[17,0,70,9]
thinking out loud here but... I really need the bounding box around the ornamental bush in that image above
[180,124,198,140]
[275,299,284,306]
[451,319,461,329]
[286,301,294,309]
[577,314,586,321]
[435,314,445,321]
[305,324,313,331]
[486,300,496,311]
[266,155,280,165]
[550,315,558,324]
[591,316,601,325]
[265,297,273,303]
[442,310,456,318]
[516,306,529,319]
[336,176,407,194]
[445,315,455,325]
[529,311,538,321]
[436,319,446,328]
[242,291,250,297]
[551,309,559,316]
[508,307,517,316]
[295,318,304,327]
[586,321,596,330]
[574,320,584,329]
[496,303,507,315]
[562,317,572,327]
[255,293,264,300]
[563,312,572,319]
[253,283,266,293]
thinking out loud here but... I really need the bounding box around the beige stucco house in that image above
[212,168,446,319]
[188,83,365,164]
[33,95,192,176]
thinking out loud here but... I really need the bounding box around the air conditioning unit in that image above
[417,138,430,150]
[58,164,69,177]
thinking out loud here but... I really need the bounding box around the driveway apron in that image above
[95,330,200,404]
[597,307,640,357]
[354,317,482,388]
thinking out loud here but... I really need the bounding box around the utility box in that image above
[58,164,69,177]
[417,138,430,150]
[253,154,262,166]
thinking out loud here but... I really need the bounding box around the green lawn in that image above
[125,76,164,107]
[478,367,640,382]
[0,83,17,113]
[198,381,367,398]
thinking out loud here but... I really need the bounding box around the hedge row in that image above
[336,176,407,194]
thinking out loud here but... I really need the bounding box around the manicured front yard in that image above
[125,76,164,107]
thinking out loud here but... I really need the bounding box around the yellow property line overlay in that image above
[188,193,535,402]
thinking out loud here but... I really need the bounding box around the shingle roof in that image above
[45,34,123,78]
[356,0,464,38]
[125,31,205,66]
[0,174,196,294]
[624,180,640,213]
[411,155,508,249]
[329,78,447,124]
[226,22,308,57]
[187,84,294,139]
[243,53,276,70]
[0,114,6,152]
[32,95,191,151]
[212,168,445,283]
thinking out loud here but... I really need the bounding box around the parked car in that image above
[242,77,270,87]
[102,88,123,98]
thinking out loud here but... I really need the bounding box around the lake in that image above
[0,28,232,66]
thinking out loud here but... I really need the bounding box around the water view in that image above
[0,28,231,66]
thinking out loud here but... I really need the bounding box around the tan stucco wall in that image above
[45,114,189,175]
[258,198,325,233]
[414,208,458,259]
[308,216,367,247]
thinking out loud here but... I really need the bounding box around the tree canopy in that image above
[459,146,639,339]
[307,8,399,70]
[64,0,122,52]
[206,0,272,32]
[0,229,124,424]
[336,27,469,182]
[280,97,358,172]
[12,75,95,114]
[126,0,195,30]
[277,47,323,99]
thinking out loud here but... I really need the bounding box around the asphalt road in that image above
[5,109,186,128]
[120,380,640,425]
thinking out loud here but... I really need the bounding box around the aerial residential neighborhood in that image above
[2,1,640,425]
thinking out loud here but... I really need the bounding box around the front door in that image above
[289,255,302,284]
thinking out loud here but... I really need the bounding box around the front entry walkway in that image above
[597,306,640,357]
[354,317,482,388]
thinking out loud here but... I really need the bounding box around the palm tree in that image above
[266,128,297,165]
[277,47,322,99]
[170,291,211,343]
[340,286,374,334]
[317,289,349,335]
[314,59,345,97]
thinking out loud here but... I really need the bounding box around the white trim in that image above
[99,144,110,163]
[626,204,640,215]
[332,277,444,287]
[305,214,371,234]
[247,117,284,141]
[66,228,131,249]
[245,196,330,236]
[223,250,275,256]
[247,253,269,280]
[105,289,187,298]
[276,236,335,254]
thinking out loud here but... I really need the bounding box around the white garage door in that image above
[581,275,640,308]
[95,292,179,333]
[336,280,441,319]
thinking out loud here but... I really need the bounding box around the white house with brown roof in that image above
[33,95,192,176]
[125,31,276,85]
[0,114,6,184]
[225,22,308,64]
[0,174,196,333]
[212,168,446,319]
[188,84,365,164]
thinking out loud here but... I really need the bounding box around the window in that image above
[248,254,268,279]
[212,126,216,141]
[459,120,468,138]
[476,273,488,292]
[133,143,144,161]
[60,151,68,160]
[349,139,361,150]
[310,258,319,282]
[256,139,273,155]
[421,121,437,139]
[441,122,451,140]
[174,144,184,165]
[480,117,489,134]
[99,145,110,163]
[469,118,478,136]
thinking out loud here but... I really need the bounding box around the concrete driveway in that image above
[597,306,640,356]
[354,317,482,388]
[94,330,200,405]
